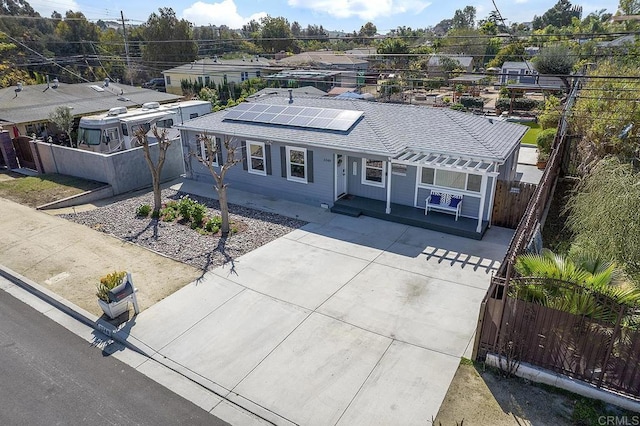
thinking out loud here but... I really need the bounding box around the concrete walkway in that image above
[118,193,513,425]
[1,178,513,425]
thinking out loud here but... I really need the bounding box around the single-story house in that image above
[427,55,474,77]
[276,51,369,72]
[500,61,537,85]
[0,79,180,139]
[265,69,363,91]
[162,56,275,95]
[177,93,527,238]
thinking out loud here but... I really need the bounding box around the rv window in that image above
[156,119,174,128]
[78,128,101,146]
[189,113,198,119]
[121,123,128,136]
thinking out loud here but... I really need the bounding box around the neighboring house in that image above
[500,61,537,84]
[265,69,362,91]
[162,56,274,95]
[276,51,369,72]
[501,61,565,91]
[251,86,327,98]
[427,55,474,77]
[596,34,639,56]
[178,93,526,238]
[0,79,180,139]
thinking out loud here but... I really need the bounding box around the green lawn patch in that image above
[0,172,104,207]
[521,122,542,145]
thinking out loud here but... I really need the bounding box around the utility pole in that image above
[121,11,132,86]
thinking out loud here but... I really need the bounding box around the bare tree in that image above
[48,106,74,147]
[193,134,241,237]
[133,125,172,215]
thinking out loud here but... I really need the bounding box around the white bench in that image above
[425,191,463,221]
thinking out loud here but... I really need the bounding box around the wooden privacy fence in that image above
[477,278,640,398]
[471,72,640,400]
[13,136,37,170]
[491,180,537,229]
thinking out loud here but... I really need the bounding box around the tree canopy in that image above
[142,8,198,68]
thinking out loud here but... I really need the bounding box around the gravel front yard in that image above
[61,188,307,271]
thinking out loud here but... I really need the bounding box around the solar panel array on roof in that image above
[223,103,363,132]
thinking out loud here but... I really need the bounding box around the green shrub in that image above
[495,97,543,112]
[450,103,465,111]
[538,109,561,130]
[160,207,178,222]
[135,204,151,217]
[190,203,207,226]
[536,128,556,154]
[204,216,222,233]
[459,96,485,109]
[177,196,196,221]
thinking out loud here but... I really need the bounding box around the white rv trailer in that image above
[77,100,211,153]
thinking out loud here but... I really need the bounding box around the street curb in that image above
[0,265,280,425]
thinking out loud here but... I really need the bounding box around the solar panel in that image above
[224,103,363,131]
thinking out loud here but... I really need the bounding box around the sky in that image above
[27,0,621,33]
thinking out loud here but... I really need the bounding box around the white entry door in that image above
[335,153,347,199]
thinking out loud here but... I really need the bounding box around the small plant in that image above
[135,204,151,217]
[96,271,126,302]
[177,196,197,221]
[159,202,178,222]
[205,216,222,233]
[190,202,207,226]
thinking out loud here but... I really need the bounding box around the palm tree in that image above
[513,249,640,323]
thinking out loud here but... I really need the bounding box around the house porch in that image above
[331,195,489,240]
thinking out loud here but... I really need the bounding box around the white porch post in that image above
[477,173,489,233]
[385,160,392,214]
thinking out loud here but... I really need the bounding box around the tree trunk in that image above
[218,183,230,237]
[152,171,162,214]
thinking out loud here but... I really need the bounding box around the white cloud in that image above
[29,0,80,18]
[182,0,267,28]
[287,0,431,21]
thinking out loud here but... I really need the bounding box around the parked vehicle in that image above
[142,77,166,92]
[77,100,211,153]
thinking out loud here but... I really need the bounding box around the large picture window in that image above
[420,167,481,193]
[248,141,266,175]
[362,158,386,187]
[286,146,307,183]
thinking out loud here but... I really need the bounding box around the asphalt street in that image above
[0,287,229,426]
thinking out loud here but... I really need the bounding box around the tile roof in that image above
[178,94,527,161]
[0,82,181,125]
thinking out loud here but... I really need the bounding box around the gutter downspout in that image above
[385,159,392,214]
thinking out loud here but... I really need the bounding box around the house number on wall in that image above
[323,158,332,162]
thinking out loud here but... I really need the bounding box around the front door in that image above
[335,153,347,200]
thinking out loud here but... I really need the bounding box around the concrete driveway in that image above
[126,214,512,425]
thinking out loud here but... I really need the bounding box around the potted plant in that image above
[536,151,550,169]
[96,271,129,319]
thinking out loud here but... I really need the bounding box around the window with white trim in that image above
[198,136,219,167]
[362,158,386,187]
[248,141,266,175]
[286,146,307,183]
[420,167,481,193]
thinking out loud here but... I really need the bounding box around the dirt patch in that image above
[434,360,637,425]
